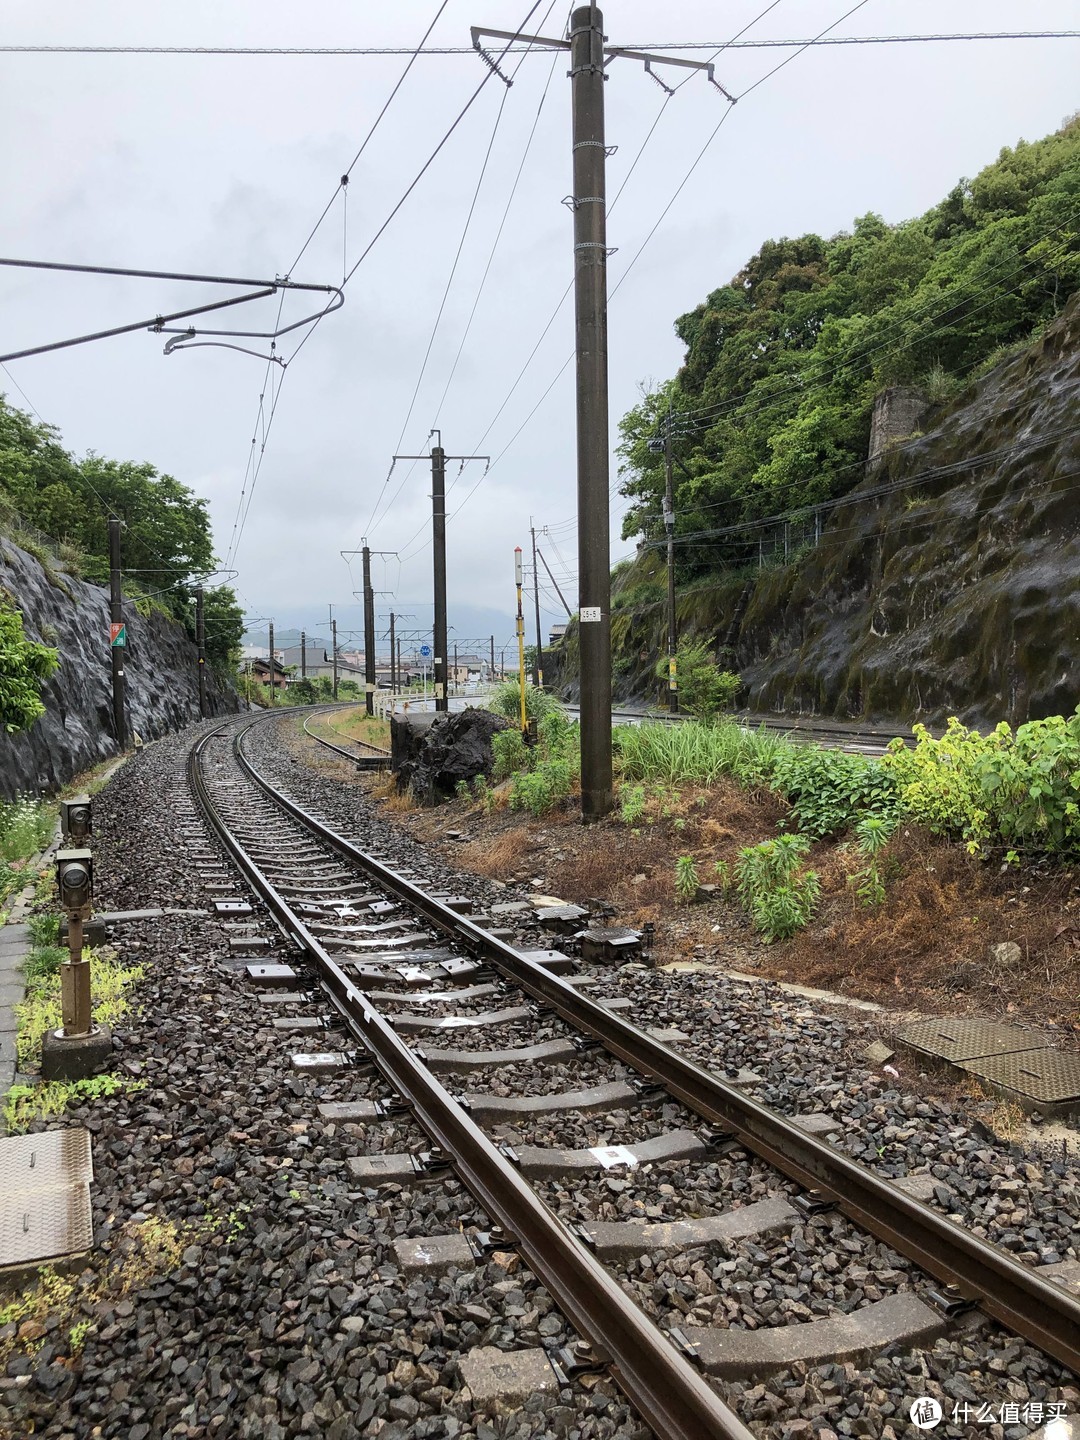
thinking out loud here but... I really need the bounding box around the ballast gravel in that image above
[5,712,1077,1440]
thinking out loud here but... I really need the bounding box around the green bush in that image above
[0,600,59,733]
[509,757,577,817]
[655,638,741,720]
[849,814,898,907]
[0,798,55,862]
[736,833,821,942]
[492,728,532,782]
[771,745,899,839]
[618,783,647,824]
[883,709,1080,856]
[674,854,699,902]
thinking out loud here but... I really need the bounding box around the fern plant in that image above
[735,834,820,942]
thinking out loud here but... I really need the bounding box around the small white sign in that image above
[588,1144,639,1169]
[580,606,602,623]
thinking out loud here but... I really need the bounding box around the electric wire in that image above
[6,34,1076,56]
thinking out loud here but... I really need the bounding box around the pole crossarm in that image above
[471,27,734,98]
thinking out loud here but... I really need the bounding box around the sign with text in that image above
[110,623,126,648]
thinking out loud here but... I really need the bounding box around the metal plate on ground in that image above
[958,1049,1080,1106]
[895,1018,1049,1062]
[0,1185,93,1272]
[0,1129,93,1190]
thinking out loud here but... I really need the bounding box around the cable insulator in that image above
[475,45,512,87]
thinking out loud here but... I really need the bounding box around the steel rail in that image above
[235,713,1080,1377]
[301,712,387,761]
[189,721,756,1440]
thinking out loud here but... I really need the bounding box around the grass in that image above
[615,719,788,789]
[0,796,56,911]
[15,946,144,1072]
[4,1073,145,1132]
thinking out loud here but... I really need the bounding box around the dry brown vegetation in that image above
[378,776,1080,1031]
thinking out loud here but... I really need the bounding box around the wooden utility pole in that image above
[195,585,207,719]
[490,634,495,685]
[108,518,126,747]
[362,544,376,716]
[267,620,275,705]
[301,630,307,679]
[530,522,544,690]
[330,614,339,700]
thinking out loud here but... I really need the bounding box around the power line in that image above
[5,33,1076,56]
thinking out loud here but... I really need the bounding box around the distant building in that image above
[548,622,568,646]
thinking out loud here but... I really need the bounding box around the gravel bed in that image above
[253,714,1080,1438]
[0,720,643,1440]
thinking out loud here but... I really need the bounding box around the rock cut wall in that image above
[0,537,237,798]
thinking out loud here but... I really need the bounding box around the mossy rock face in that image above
[562,296,1080,727]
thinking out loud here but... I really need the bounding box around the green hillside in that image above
[617,116,1080,578]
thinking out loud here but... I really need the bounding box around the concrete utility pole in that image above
[570,4,612,816]
[362,544,376,716]
[664,418,678,713]
[268,620,276,705]
[453,642,459,697]
[490,634,495,684]
[392,436,489,716]
[330,614,339,700]
[431,445,448,713]
[471,11,726,816]
[108,518,126,748]
[389,611,396,691]
[195,585,207,719]
[530,522,544,690]
[301,630,307,680]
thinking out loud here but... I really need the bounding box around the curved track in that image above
[189,713,1080,1436]
[301,705,391,769]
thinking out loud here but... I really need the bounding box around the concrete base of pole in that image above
[41,1024,113,1083]
[58,918,107,947]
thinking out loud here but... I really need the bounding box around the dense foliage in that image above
[0,597,59,732]
[618,118,1080,574]
[0,395,243,672]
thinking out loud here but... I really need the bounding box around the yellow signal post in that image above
[514,546,527,736]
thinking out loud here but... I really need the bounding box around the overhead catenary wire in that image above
[6,33,1077,55]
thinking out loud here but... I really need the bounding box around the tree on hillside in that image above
[617,116,1080,577]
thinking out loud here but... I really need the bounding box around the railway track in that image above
[187,712,1078,1437]
[563,705,914,755]
[301,705,391,770]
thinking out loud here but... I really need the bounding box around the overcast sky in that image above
[2,2,1078,653]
